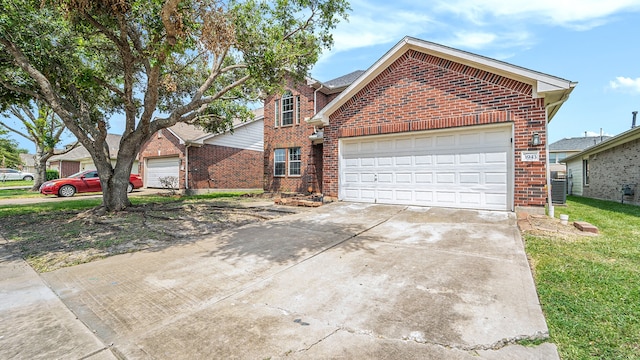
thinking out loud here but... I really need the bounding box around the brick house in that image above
[564,124,640,205]
[48,134,138,177]
[264,37,576,212]
[548,135,610,179]
[139,110,264,193]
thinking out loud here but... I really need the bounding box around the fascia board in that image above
[563,127,640,163]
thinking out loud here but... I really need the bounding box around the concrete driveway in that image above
[34,202,557,359]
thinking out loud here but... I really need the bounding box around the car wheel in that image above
[127,183,134,193]
[23,175,34,181]
[58,184,76,197]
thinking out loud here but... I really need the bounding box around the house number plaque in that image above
[521,151,540,162]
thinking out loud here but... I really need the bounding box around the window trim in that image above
[288,147,301,177]
[274,99,280,127]
[274,149,286,177]
[583,159,590,186]
[281,91,294,126]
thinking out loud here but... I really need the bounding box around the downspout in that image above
[544,96,569,218]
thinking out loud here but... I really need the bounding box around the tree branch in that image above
[0,78,41,99]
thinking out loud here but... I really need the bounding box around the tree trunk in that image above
[31,146,48,191]
[98,152,136,212]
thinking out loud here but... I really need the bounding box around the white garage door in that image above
[339,125,512,210]
[146,157,180,188]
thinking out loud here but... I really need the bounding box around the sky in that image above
[4,0,640,153]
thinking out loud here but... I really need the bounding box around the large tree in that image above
[0,102,75,190]
[0,0,349,211]
[0,128,22,169]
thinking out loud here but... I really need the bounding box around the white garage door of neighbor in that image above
[339,125,512,210]
[146,157,180,188]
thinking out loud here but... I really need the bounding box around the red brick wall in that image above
[139,129,186,187]
[188,144,262,189]
[264,79,327,193]
[139,129,262,190]
[323,50,548,208]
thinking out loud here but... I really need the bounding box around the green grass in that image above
[525,196,640,359]
[0,188,42,199]
[0,179,35,187]
[0,190,262,217]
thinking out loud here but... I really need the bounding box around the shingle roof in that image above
[323,70,366,88]
[50,133,122,161]
[549,136,611,151]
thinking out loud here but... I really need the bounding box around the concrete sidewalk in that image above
[0,245,116,359]
[1,202,559,359]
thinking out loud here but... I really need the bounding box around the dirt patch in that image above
[0,198,300,272]
[519,213,598,240]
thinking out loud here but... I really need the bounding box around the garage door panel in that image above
[378,157,393,166]
[436,173,456,184]
[396,173,412,183]
[415,173,433,183]
[340,125,511,210]
[378,173,393,183]
[460,192,481,205]
[486,172,507,184]
[460,173,481,184]
[485,152,507,163]
[415,155,432,165]
[146,157,179,188]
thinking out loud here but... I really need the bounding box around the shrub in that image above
[46,169,59,181]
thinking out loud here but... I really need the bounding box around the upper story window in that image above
[274,90,301,128]
[282,91,294,126]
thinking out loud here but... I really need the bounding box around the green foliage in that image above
[1,0,350,211]
[46,169,59,180]
[0,128,21,168]
[525,196,640,359]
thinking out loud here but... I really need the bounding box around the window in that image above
[295,95,301,124]
[274,149,286,176]
[289,147,301,176]
[281,91,294,126]
[274,99,280,127]
[583,159,589,185]
[550,152,567,164]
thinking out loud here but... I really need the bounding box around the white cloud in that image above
[609,77,640,93]
[435,0,640,29]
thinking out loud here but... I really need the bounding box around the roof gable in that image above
[564,126,640,163]
[50,133,122,161]
[309,36,576,126]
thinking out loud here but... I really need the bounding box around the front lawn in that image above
[525,196,640,359]
[0,180,34,188]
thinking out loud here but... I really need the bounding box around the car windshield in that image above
[69,171,88,178]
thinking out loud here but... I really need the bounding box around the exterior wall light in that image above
[530,132,541,146]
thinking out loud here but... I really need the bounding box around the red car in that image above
[40,170,143,197]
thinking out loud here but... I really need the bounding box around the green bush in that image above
[46,169,59,181]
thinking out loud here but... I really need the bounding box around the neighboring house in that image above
[18,153,36,173]
[564,125,640,205]
[548,136,610,179]
[264,36,576,212]
[138,110,264,193]
[48,134,139,177]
